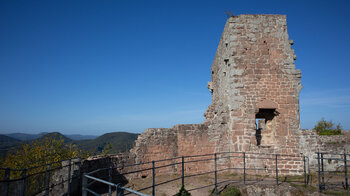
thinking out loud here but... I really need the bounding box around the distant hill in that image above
[65,134,98,140]
[5,133,45,141]
[0,134,21,143]
[6,132,98,141]
[37,132,73,143]
[0,135,22,158]
[76,132,139,154]
[0,131,139,158]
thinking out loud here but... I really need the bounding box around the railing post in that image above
[109,166,112,196]
[321,153,325,187]
[21,168,27,196]
[344,153,348,190]
[243,152,246,185]
[67,159,71,196]
[181,156,185,187]
[116,184,124,196]
[152,161,155,196]
[307,156,311,185]
[303,156,307,185]
[275,154,278,186]
[317,152,322,192]
[4,168,10,196]
[214,153,217,194]
[82,173,87,196]
[45,164,50,196]
[77,159,82,194]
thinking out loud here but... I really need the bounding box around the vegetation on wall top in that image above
[314,118,342,136]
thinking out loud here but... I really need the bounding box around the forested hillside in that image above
[0,132,139,158]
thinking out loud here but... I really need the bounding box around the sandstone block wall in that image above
[299,130,350,171]
[130,124,216,175]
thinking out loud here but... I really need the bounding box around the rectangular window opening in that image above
[255,109,276,146]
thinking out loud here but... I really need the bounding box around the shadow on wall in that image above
[87,169,129,195]
[80,154,131,195]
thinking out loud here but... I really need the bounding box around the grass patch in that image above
[278,175,305,182]
[288,182,317,192]
[322,190,350,195]
[219,186,242,196]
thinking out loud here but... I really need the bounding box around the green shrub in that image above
[314,118,342,135]
[0,136,87,195]
[102,142,113,155]
[174,185,191,196]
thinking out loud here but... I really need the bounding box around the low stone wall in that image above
[129,123,307,176]
[129,127,350,177]
[36,130,348,196]
[47,159,81,196]
[44,130,349,194]
[299,129,350,171]
[45,154,133,195]
[130,124,216,176]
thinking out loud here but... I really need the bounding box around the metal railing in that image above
[0,157,82,196]
[83,152,309,196]
[316,152,349,193]
[82,168,148,196]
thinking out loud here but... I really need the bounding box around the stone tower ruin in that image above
[131,14,306,173]
[205,14,302,153]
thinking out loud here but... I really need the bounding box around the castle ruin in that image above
[129,14,349,174]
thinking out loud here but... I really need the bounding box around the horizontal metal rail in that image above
[87,167,109,175]
[84,174,149,196]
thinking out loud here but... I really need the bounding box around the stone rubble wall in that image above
[47,154,132,195]
[299,130,350,171]
[130,124,216,176]
[130,123,306,176]
[47,159,81,196]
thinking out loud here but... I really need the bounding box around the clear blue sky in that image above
[0,0,349,135]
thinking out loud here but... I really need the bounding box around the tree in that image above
[314,118,342,135]
[0,136,87,195]
[102,142,113,155]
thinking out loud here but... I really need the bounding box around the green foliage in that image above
[0,136,87,195]
[174,185,191,196]
[314,118,342,135]
[220,186,241,196]
[102,142,113,155]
